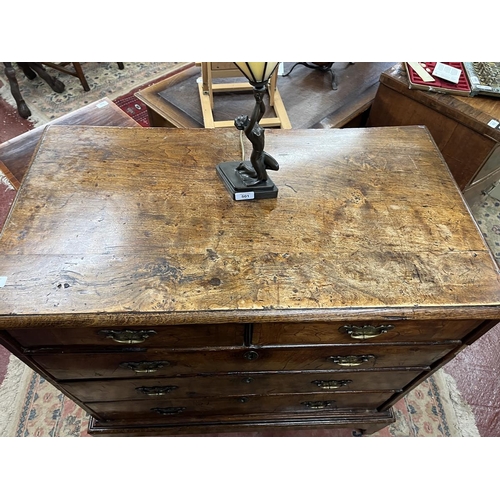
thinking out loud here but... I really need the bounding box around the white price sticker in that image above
[0,277,7,287]
[235,192,255,201]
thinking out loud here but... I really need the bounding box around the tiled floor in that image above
[1,75,499,436]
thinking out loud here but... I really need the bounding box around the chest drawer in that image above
[7,323,245,348]
[32,343,458,379]
[252,320,481,345]
[61,369,421,402]
[87,391,393,423]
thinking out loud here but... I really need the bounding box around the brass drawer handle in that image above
[302,401,334,410]
[151,407,185,415]
[339,324,394,340]
[312,379,352,389]
[119,361,170,373]
[136,385,178,396]
[328,354,375,367]
[99,329,157,344]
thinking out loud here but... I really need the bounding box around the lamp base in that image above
[216,162,278,201]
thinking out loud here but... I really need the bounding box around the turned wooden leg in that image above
[27,63,65,93]
[71,63,90,91]
[17,62,37,80]
[3,62,31,118]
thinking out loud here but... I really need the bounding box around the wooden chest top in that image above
[380,63,500,142]
[0,125,499,327]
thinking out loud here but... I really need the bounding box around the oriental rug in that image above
[0,354,479,437]
[113,93,151,127]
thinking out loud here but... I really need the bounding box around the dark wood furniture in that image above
[1,125,499,436]
[3,63,65,118]
[136,62,396,130]
[367,63,500,191]
[2,63,126,118]
[0,97,140,186]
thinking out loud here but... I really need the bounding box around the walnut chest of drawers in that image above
[1,125,499,436]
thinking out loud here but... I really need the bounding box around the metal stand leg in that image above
[283,62,354,91]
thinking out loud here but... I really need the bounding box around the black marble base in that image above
[216,161,278,201]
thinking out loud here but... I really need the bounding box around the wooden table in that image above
[0,97,140,185]
[136,62,397,130]
[367,63,500,191]
[1,125,499,436]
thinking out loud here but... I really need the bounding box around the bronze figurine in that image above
[234,87,279,186]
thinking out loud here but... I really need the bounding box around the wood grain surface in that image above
[0,98,140,185]
[377,64,500,140]
[59,369,421,402]
[367,63,500,190]
[31,343,458,379]
[0,125,499,328]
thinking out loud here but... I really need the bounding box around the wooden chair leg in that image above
[71,63,90,91]
[3,63,31,118]
[17,62,37,80]
[28,63,65,93]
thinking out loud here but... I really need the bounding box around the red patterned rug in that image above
[113,94,150,126]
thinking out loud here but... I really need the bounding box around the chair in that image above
[3,62,65,118]
[42,62,124,92]
[3,62,125,118]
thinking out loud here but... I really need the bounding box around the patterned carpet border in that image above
[0,355,479,437]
